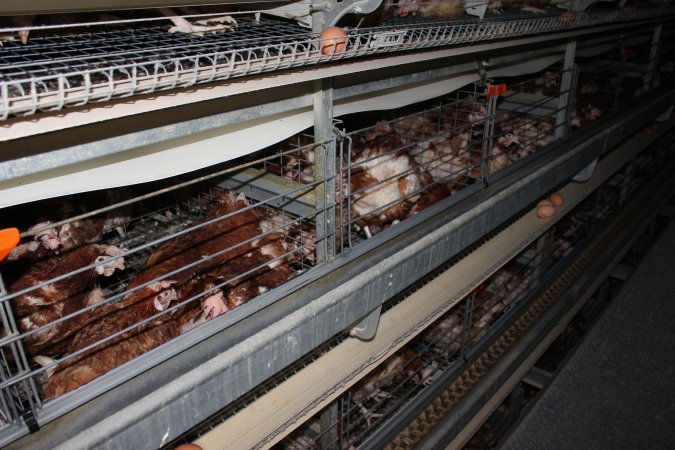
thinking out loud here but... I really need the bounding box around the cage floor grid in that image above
[503,218,675,450]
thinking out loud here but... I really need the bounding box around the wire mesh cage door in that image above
[0,272,42,433]
[336,82,500,255]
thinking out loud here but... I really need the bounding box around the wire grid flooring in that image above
[0,6,668,119]
[503,218,675,450]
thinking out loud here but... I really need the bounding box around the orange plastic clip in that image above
[0,228,20,262]
[487,83,506,99]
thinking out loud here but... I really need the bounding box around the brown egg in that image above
[319,27,348,54]
[538,199,553,208]
[537,204,556,219]
[549,192,564,207]
[559,11,577,23]
[174,444,203,450]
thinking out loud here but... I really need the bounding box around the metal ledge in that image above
[7,84,675,450]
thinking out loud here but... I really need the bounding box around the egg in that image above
[559,11,577,23]
[537,204,556,219]
[319,27,347,55]
[174,444,203,450]
[549,192,564,207]
[537,199,553,208]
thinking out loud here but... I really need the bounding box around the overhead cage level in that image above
[0,1,674,449]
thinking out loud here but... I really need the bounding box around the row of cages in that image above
[1,1,673,118]
[261,127,675,450]
[0,39,673,439]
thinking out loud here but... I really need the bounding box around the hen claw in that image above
[193,292,228,326]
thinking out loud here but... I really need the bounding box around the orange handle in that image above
[0,228,20,262]
[487,83,507,99]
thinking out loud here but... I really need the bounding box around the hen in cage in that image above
[494,111,554,162]
[411,131,471,192]
[572,94,603,128]
[7,244,126,357]
[262,136,317,185]
[0,15,33,45]
[385,0,466,20]
[405,96,496,203]
[350,349,428,427]
[420,284,486,356]
[38,280,199,399]
[420,305,465,355]
[343,121,432,238]
[0,6,239,46]
[442,96,487,129]
[5,191,133,262]
[571,74,610,128]
[115,189,310,323]
[487,266,531,305]
[487,0,552,14]
[518,70,561,97]
[36,188,312,399]
[467,290,508,345]
[420,276,515,360]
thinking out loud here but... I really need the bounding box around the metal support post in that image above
[619,162,635,204]
[319,401,339,449]
[555,40,577,141]
[482,91,499,182]
[531,230,552,287]
[644,25,662,92]
[313,78,337,263]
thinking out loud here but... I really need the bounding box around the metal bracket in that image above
[465,0,489,19]
[350,305,382,341]
[265,0,383,29]
[477,60,489,87]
